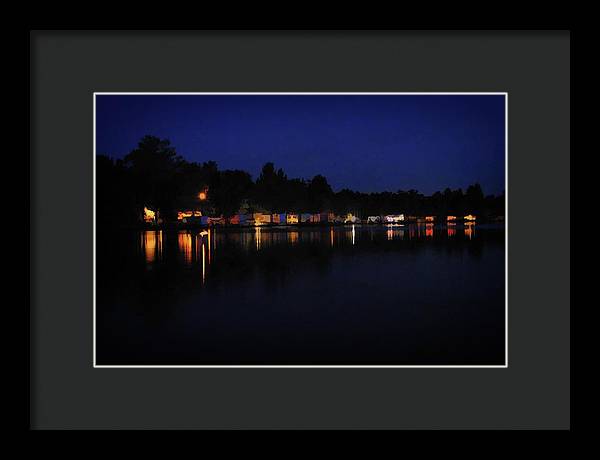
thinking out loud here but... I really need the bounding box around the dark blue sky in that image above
[96,94,505,195]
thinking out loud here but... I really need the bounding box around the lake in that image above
[96,223,506,366]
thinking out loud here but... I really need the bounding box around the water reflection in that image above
[426,223,434,238]
[142,230,163,264]
[102,223,505,365]
[387,224,405,241]
[288,230,299,245]
[201,242,206,284]
[178,232,193,264]
[464,222,476,240]
[447,224,456,237]
[174,231,212,269]
[207,228,212,264]
[255,226,262,251]
[146,223,486,278]
[155,224,484,262]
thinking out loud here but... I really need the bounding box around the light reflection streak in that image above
[288,230,299,245]
[201,242,206,284]
[169,221,481,272]
[207,228,212,264]
[425,223,434,238]
[387,224,405,241]
[464,222,475,240]
[143,230,162,264]
[178,232,193,265]
[255,225,262,251]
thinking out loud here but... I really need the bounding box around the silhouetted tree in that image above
[96,135,506,226]
[211,170,254,217]
[466,183,485,215]
[307,174,333,212]
[96,155,138,226]
[123,135,185,220]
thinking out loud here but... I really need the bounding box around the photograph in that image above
[94,93,507,367]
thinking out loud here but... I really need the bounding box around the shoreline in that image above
[100,219,505,232]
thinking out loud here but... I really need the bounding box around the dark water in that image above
[96,223,505,365]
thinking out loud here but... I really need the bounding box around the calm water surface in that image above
[96,223,505,365]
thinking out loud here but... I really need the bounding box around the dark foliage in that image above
[97,136,505,227]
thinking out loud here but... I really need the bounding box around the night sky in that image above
[96,94,505,195]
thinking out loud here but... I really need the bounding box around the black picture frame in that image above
[30,30,570,430]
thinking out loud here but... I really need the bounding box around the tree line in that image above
[97,135,505,226]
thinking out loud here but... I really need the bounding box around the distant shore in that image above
[99,218,505,232]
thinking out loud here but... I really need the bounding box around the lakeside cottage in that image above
[320,212,335,223]
[384,214,404,223]
[272,213,288,224]
[344,213,361,224]
[143,207,156,223]
[167,207,479,228]
[253,213,271,225]
[207,217,225,226]
[177,210,202,223]
[177,210,201,220]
